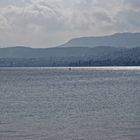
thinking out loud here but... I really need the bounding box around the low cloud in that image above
[124,0,140,8]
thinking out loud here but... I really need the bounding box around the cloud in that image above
[124,0,140,8]
[0,0,140,47]
[114,9,140,32]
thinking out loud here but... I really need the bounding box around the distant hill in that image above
[0,46,140,67]
[0,46,123,59]
[0,32,140,66]
[60,32,140,48]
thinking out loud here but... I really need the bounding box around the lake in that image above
[0,67,140,140]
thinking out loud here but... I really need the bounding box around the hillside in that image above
[60,32,140,48]
[0,46,140,67]
[0,32,140,66]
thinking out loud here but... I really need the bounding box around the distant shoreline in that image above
[0,66,140,70]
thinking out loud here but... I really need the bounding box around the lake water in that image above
[0,67,140,140]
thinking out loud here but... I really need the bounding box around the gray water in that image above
[0,67,140,140]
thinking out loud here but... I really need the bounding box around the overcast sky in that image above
[0,0,140,48]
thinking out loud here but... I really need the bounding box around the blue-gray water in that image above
[0,67,140,140]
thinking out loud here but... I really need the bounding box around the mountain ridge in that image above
[0,32,140,66]
[60,32,140,48]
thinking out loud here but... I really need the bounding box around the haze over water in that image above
[0,67,140,140]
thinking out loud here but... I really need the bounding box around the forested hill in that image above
[0,46,140,67]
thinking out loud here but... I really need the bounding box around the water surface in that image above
[0,67,140,140]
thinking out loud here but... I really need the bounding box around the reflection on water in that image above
[0,67,140,140]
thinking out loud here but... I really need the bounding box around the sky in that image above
[0,0,140,48]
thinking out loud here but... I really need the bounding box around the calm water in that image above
[0,67,140,140]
